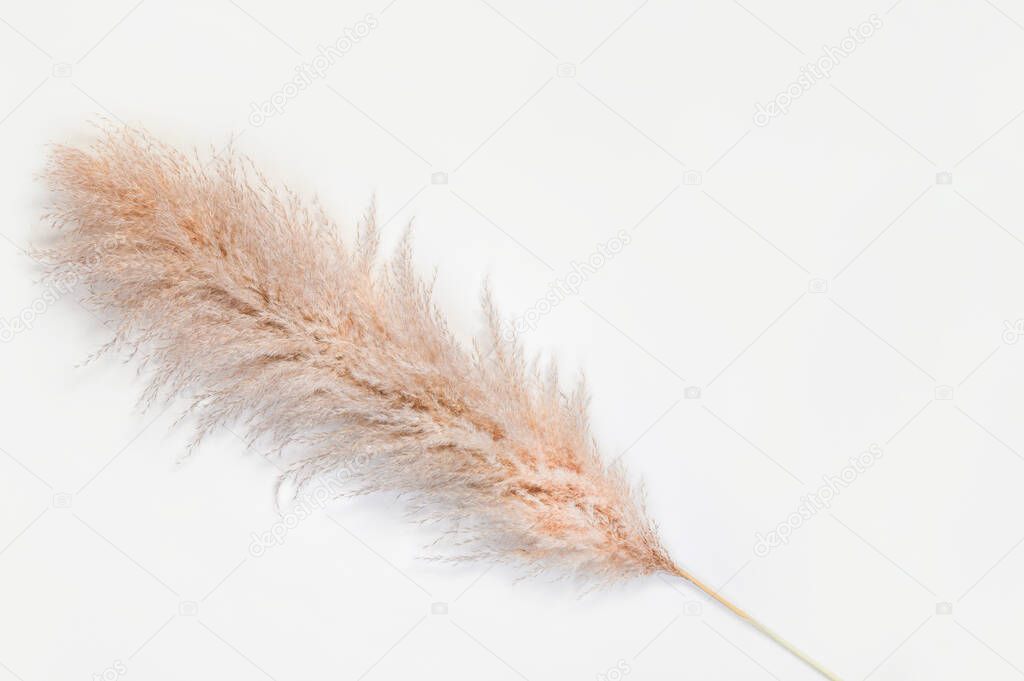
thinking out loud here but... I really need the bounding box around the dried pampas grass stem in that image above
[42,126,841,680]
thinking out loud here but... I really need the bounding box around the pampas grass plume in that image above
[41,125,841,680]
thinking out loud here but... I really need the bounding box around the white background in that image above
[2,1,1024,679]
